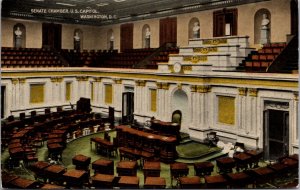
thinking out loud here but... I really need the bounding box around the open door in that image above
[122,92,134,124]
[1,86,5,119]
[264,110,289,160]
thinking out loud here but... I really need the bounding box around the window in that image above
[30,84,44,104]
[150,89,157,112]
[105,84,113,104]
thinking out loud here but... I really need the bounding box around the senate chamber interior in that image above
[1,0,299,189]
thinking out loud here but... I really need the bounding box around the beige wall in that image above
[1,0,292,50]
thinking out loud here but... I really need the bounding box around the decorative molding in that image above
[238,87,247,96]
[114,78,122,84]
[193,47,218,54]
[76,76,89,81]
[168,65,175,73]
[202,38,227,45]
[264,100,289,110]
[197,85,211,93]
[11,78,18,85]
[156,82,163,89]
[177,83,182,90]
[294,92,298,101]
[183,55,207,63]
[182,65,192,71]
[50,77,63,83]
[94,77,102,82]
[18,78,26,84]
[248,88,258,97]
[190,85,197,92]
[136,80,146,87]
[162,83,170,90]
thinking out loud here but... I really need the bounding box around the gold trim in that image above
[162,83,169,90]
[197,85,211,93]
[156,82,163,89]
[51,77,63,83]
[76,76,89,81]
[190,85,197,92]
[150,89,157,112]
[294,92,298,101]
[136,80,146,87]
[248,88,258,97]
[18,78,26,84]
[193,47,218,54]
[1,71,297,88]
[203,39,227,45]
[12,78,18,85]
[183,56,208,63]
[114,78,122,84]
[169,65,174,73]
[238,87,247,96]
[177,83,182,90]
[218,96,235,125]
[182,66,192,71]
[94,77,102,82]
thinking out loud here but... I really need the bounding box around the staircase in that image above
[236,43,286,72]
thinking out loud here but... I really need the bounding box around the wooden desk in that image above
[179,176,202,189]
[118,176,139,189]
[44,164,66,183]
[117,161,138,176]
[143,161,161,181]
[205,175,227,189]
[245,149,263,168]
[72,154,91,170]
[249,166,275,187]
[151,119,180,137]
[119,147,142,161]
[41,184,65,189]
[8,143,22,149]
[216,157,236,173]
[92,173,115,188]
[63,169,89,188]
[90,137,116,157]
[1,173,19,188]
[9,177,38,189]
[144,177,166,189]
[31,161,51,181]
[92,159,114,175]
[194,161,214,176]
[289,154,299,161]
[233,152,252,171]
[170,162,189,187]
[225,172,253,188]
[47,143,63,159]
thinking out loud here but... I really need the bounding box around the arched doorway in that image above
[13,23,26,48]
[188,18,200,39]
[172,89,189,132]
[254,9,271,44]
[74,29,83,51]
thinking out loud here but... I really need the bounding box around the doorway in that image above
[122,92,134,124]
[213,8,237,37]
[1,86,5,119]
[42,23,62,50]
[264,109,289,160]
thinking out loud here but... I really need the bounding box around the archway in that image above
[107,29,114,50]
[142,24,150,48]
[74,29,83,51]
[188,18,200,39]
[254,9,271,44]
[172,89,189,132]
[13,23,26,48]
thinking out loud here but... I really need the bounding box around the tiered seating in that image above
[237,43,286,72]
[148,47,179,69]
[1,47,64,68]
[101,48,156,68]
[59,49,117,67]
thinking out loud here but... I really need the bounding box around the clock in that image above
[173,62,181,73]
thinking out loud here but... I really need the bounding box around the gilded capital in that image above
[248,88,258,97]
[114,78,122,84]
[12,78,18,85]
[190,85,197,92]
[18,78,26,84]
[94,77,102,82]
[51,77,63,83]
[197,85,210,93]
[238,87,247,96]
[294,92,298,101]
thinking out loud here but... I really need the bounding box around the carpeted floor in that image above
[1,130,298,189]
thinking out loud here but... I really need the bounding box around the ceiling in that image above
[2,0,269,26]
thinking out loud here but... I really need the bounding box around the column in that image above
[156,82,163,119]
[76,76,89,98]
[248,88,258,135]
[238,87,247,133]
[51,77,63,105]
[161,82,170,121]
[18,78,26,109]
[190,85,197,127]
[94,77,102,106]
[11,79,19,111]
[197,85,211,129]
[113,79,123,112]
